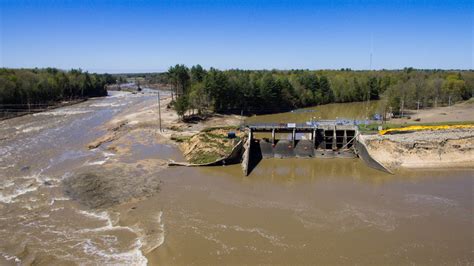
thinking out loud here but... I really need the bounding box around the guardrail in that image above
[244,119,374,130]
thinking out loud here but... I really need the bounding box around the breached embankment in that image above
[175,128,244,165]
[359,129,474,170]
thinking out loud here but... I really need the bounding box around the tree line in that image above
[164,65,473,118]
[0,68,115,110]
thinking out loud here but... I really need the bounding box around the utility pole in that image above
[366,90,370,119]
[401,99,405,118]
[158,91,162,132]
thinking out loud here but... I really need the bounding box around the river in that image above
[0,92,472,265]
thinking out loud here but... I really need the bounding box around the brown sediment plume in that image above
[63,163,164,209]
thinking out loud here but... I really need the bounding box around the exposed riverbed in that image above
[0,92,472,264]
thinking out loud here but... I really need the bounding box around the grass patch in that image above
[170,135,191,143]
[168,125,184,132]
[188,150,222,164]
[201,126,239,133]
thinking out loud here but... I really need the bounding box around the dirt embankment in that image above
[179,128,244,164]
[361,129,474,170]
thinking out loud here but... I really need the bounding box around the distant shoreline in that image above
[0,98,89,121]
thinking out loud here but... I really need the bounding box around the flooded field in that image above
[0,93,472,265]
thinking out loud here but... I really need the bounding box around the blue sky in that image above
[1,0,472,73]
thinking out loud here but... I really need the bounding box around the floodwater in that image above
[0,91,169,264]
[147,163,473,265]
[0,94,472,265]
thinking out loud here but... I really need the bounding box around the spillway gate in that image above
[241,121,359,175]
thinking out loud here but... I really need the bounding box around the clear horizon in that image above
[1,0,473,73]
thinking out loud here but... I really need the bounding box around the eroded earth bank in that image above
[361,129,474,170]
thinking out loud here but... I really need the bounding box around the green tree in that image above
[367,76,379,100]
[319,75,334,104]
[188,82,209,115]
[442,74,466,105]
[174,95,189,119]
[204,68,229,112]
[191,64,206,83]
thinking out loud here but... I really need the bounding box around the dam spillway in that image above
[242,121,360,175]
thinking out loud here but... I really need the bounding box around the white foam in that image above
[0,182,39,204]
[90,103,126,108]
[0,252,21,264]
[74,207,149,264]
[76,209,113,227]
[33,109,91,116]
[405,194,458,207]
[85,159,108,166]
[337,204,397,232]
[21,126,44,133]
[81,238,147,265]
[0,164,14,170]
[102,151,115,157]
[219,224,289,248]
[6,209,145,265]
[0,180,15,190]
[155,211,165,248]
[76,209,138,235]
[49,197,70,205]
[85,151,116,166]
[132,211,166,253]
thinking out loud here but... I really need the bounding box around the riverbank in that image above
[358,100,474,170]
[0,98,88,121]
[360,129,474,170]
[86,93,242,162]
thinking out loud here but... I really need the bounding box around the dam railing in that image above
[243,119,371,129]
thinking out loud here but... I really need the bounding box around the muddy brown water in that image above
[245,101,380,123]
[0,94,472,265]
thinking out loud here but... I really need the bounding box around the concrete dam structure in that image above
[241,121,391,176]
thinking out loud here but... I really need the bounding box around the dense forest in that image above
[0,68,115,111]
[1,66,472,120]
[164,65,473,118]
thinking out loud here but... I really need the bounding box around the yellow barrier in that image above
[379,124,474,135]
